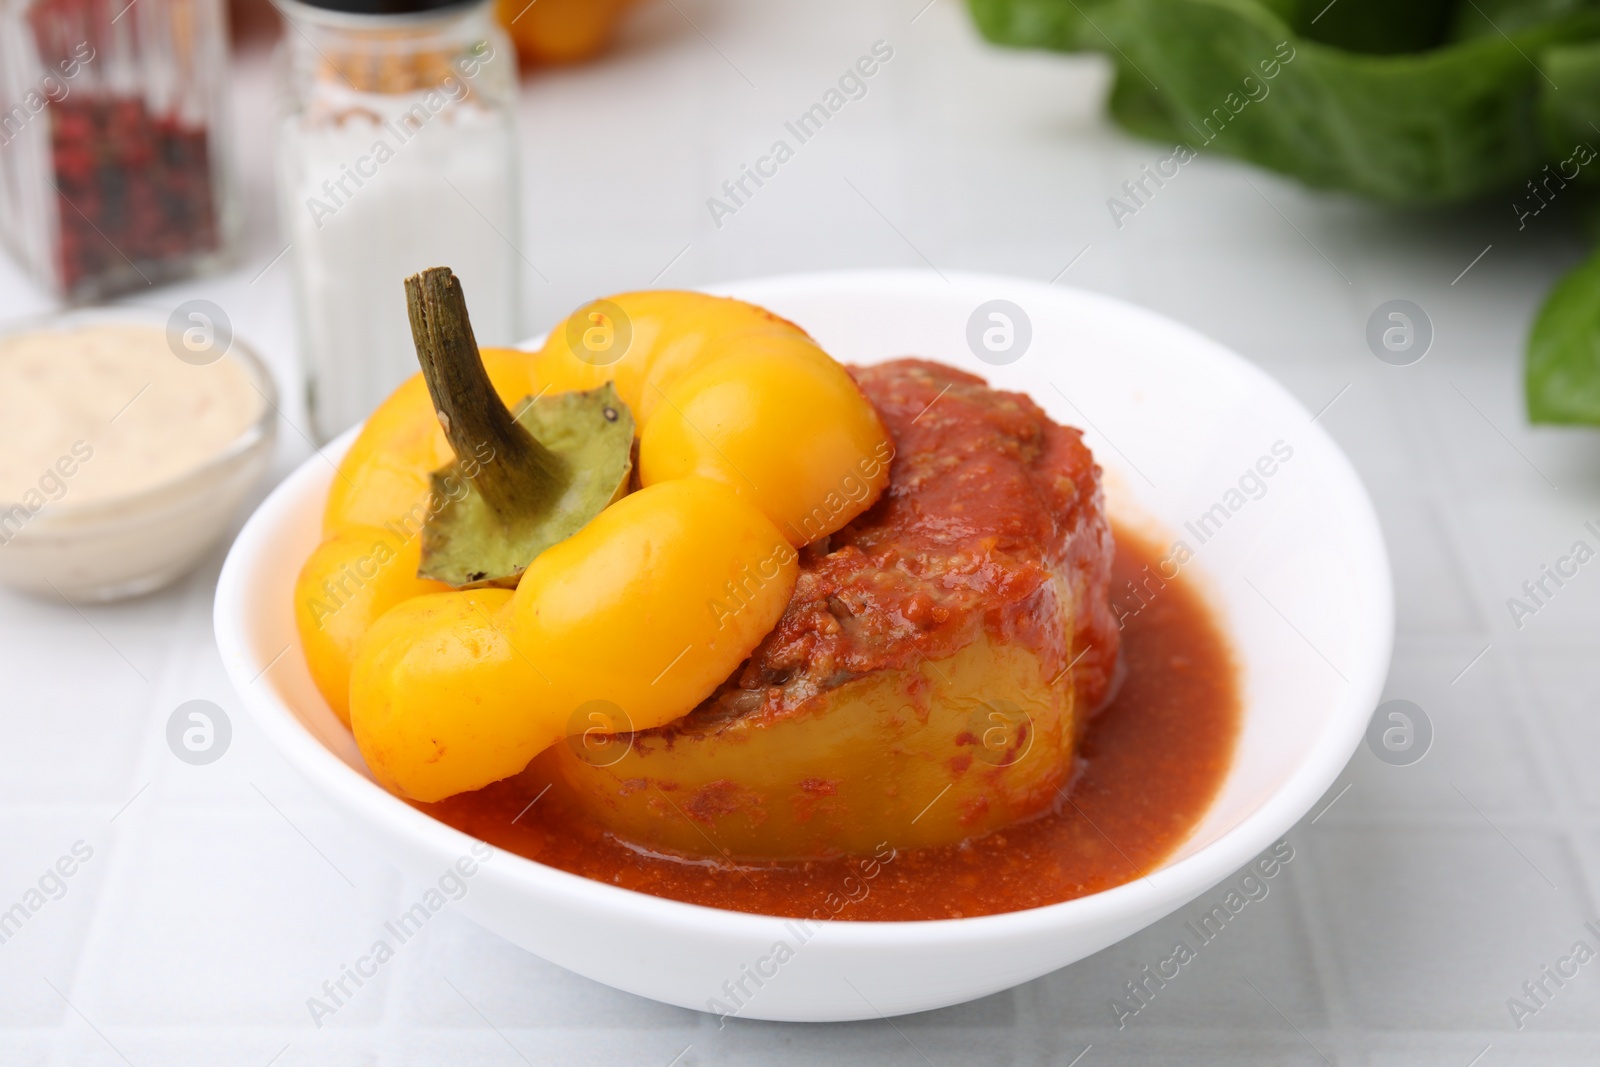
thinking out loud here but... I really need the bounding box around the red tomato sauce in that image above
[426,525,1239,920]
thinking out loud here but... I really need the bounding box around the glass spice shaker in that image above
[276,0,521,443]
[0,0,238,301]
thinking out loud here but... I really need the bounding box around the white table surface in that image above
[4,1,1598,1063]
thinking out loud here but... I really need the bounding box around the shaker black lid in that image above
[288,0,479,16]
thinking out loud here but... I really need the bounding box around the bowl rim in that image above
[0,305,279,524]
[216,268,1393,945]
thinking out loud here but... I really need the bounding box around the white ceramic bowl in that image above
[0,307,278,601]
[214,270,1392,1022]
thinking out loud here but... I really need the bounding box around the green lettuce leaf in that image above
[971,0,1600,202]
[967,0,1600,425]
[1540,36,1600,186]
[1528,245,1600,424]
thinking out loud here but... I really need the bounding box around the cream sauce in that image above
[0,323,262,507]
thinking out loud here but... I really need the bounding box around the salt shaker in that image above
[276,0,520,443]
[0,0,238,301]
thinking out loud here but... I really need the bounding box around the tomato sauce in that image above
[709,359,1119,729]
[427,525,1238,920]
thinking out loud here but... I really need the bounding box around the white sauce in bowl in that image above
[0,318,276,601]
[0,323,263,508]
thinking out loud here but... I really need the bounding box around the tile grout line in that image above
[1279,822,1360,1065]
[1411,358,1597,903]
[1495,645,1600,919]
[47,561,219,1055]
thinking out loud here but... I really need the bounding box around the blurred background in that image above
[1,0,1598,1063]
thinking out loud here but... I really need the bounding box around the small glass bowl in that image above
[0,309,279,602]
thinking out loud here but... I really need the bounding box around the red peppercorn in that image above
[22,0,226,298]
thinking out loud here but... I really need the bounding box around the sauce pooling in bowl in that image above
[427,526,1239,920]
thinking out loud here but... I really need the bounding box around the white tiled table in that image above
[4,1,1598,1063]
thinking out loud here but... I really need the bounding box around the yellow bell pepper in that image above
[354,478,798,801]
[538,635,1071,859]
[297,346,537,725]
[294,273,891,802]
[496,0,641,68]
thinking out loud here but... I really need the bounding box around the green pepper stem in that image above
[405,267,562,526]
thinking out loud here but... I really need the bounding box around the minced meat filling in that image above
[670,359,1118,734]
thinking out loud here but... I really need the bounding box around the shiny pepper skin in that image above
[296,347,538,725]
[495,0,640,67]
[295,291,892,802]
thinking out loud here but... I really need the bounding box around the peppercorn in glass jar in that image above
[0,0,238,301]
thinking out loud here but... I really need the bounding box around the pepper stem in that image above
[405,267,562,525]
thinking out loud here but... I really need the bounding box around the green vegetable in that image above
[970,0,1600,200]
[1528,245,1600,425]
[966,0,1600,424]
